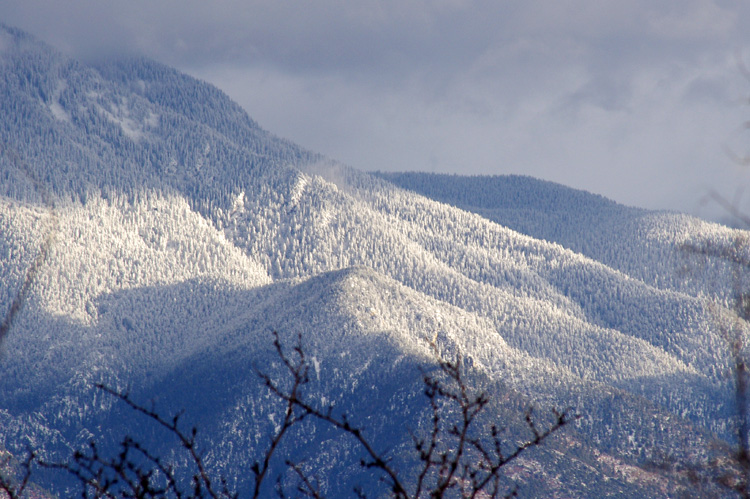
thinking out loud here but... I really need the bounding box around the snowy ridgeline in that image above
[1,24,749,497]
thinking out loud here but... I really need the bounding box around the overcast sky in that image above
[3,1,750,219]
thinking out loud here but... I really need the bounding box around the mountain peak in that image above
[0,24,746,498]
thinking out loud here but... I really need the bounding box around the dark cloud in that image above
[2,1,750,217]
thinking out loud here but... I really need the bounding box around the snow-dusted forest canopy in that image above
[1,24,749,497]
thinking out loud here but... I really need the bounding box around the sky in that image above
[3,1,750,220]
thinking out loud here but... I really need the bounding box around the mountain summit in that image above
[0,25,746,497]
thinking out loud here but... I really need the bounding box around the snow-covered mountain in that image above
[0,25,747,497]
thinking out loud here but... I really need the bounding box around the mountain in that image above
[0,25,747,497]
[372,171,740,301]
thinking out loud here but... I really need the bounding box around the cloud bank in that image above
[3,1,750,218]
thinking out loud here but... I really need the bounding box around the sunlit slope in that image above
[0,24,745,497]
[0,261,705,496]
[375,171,745,302]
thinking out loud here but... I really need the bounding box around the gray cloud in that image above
[3,0,750,218]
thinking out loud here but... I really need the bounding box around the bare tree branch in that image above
[264,333,578,498]
[0,450,35,499]
[0,143,58,354]
[4,330,577,498]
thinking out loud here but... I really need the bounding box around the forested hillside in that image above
[0,25,747,497]
[374,171,745,303]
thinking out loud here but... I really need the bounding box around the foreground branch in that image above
[2,331,577,498]
[264,333,578,498]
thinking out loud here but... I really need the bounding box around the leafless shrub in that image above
[1,331,576,498]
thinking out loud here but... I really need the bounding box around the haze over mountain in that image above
[0,25,748,497]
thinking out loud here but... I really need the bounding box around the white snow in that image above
[48,80,71,123]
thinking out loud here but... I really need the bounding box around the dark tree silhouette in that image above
[0,143,58,355]
[260,332,577,498]
[0,332,576,499]
[674,234,750,497]
[667,66,750,493]
[0,449,36,499]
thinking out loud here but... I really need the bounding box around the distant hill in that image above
[373,171,736,301]
[0,25,746,497]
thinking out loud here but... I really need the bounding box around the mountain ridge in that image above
[0,25,746,497]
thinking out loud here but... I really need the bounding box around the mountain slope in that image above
[373,171,743,302]
[0,25,746,497]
